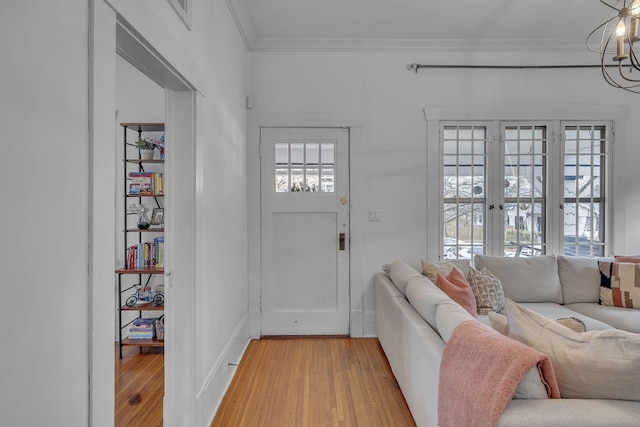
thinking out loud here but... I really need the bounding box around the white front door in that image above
[260,127,350,335]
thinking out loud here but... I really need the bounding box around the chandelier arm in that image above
[628,44,640,69]
[586,16,620,52]
[615,60,640,82]
[599,0,624,13]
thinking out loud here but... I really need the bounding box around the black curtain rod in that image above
[408,63,615,73]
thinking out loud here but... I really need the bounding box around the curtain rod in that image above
[408,63,614,73]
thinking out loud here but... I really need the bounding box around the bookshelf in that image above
[116,123,165,359]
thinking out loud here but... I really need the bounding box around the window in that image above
[442,121,610,259]
[562,124,607,257]
[275,142,335,193]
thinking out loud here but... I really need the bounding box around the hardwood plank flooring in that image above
[212,337,416,427]
[115,344,164,427]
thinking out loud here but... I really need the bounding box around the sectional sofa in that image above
[375,255,640,426]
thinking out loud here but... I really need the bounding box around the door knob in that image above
[339,197,348,205]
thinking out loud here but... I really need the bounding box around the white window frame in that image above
[424,102,626,261]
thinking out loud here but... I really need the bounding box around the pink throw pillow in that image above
[436,268,478,316]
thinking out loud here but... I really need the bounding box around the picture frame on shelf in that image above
[151,208,164,226]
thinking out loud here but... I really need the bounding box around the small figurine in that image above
[126,284,164,307]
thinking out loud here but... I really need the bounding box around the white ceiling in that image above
[227,0,613,53]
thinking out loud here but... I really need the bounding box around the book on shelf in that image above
[125,236,164,269]
[128,172,164,196]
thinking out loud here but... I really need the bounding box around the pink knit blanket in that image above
[438,320,559,427]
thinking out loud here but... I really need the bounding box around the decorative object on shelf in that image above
[151,208,164,226]
[155,315,165,341]
[125,284,164,307]
[135,137,157,159]
[587,0,640,93]
[128,202,151,229]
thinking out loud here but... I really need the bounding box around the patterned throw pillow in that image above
[599,261,640,309]
[467,267,506,314]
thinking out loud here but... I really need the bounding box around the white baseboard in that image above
[363,310,377,337]
[198,314,251,427]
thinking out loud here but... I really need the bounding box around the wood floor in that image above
[115,345,164,427]
[114,337,416,427]
[211,337,416,427]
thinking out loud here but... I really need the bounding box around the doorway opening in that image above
[89,9,198,426]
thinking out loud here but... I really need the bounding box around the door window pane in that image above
[274,142,336,193]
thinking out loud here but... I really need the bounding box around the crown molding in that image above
[225,0,256,50]
[248,37,590,54]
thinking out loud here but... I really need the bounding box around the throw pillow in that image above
[421,260,456,283]
[467,267,506,314]
[598,260,640,309]
[505,299,640,400]
[435,269,478,316]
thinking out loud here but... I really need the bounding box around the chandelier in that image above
[587,0,640,93]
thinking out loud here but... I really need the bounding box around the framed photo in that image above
[151,208,164,226]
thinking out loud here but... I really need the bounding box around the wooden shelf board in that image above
[115,267,164,274]
[120,123,165,132]
[121,304,164,311]
[125,159,164,164]
[126,228,164,233]
[121,337,165,347]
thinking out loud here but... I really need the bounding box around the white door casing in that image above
[260,127,350,335]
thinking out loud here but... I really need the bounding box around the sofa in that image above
[375,254,640,427]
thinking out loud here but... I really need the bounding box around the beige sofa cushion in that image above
[557,255,610,304]
[405,276,451,332]
[566,302,640,333]
[474,255,563,304]
[505,299,640,400]
[388,260,423,295]
[421,259,471,283]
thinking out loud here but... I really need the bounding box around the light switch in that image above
[369,209,381,222]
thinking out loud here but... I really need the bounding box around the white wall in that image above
[249,50,640,336]
[0,1,90,425]
[1,1,250,426]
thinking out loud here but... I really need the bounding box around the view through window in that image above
[442,121,608,260]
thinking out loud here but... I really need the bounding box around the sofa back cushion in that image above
[557,255,611,304]
[474,255,563,303]
[388,260,423,295]
[405,276,452,332]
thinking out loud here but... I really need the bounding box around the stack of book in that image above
[128,172,164,196]
[126,236,164,269]
[129,318,156,339]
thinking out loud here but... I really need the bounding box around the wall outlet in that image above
[368,209,381,222]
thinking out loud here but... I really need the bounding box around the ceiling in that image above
[227,0,613,52]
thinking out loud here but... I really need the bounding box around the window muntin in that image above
[443,125,487,259]
[563,124,607,257]
[441,121,610,260]
[275,142,335,193]
[503,125,547,257]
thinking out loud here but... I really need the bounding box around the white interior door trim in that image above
[247,119,366,338]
